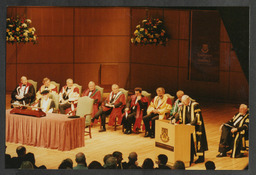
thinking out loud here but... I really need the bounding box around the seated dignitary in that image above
[169,90,184,120]
[59,78,80,114]
[35,77,57,102]
[82,81,101,124]
[11,76,35,106]
[33,90,55,113]
[173,95,208,164]
[122,87,149,134]
[216,104,249,158]
[92,84,126,132]
[143,87,172,138]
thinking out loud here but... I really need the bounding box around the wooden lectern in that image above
[155,120,195,167]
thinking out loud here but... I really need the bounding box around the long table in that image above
[6,109,85,151]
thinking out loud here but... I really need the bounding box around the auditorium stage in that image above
[5,95,248,170]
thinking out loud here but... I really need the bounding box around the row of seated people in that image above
[10,76,249,161]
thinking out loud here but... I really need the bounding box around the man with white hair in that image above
[82,81,101,124]
[170,90,184,119]
[92,84,126,132]
[11,76,36,106]
[59,78,80,114]
[216,104,249,158]
[175,95,208,164]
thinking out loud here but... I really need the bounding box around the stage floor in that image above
[5,95,248,170]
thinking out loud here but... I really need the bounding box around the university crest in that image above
[160,127,169,143]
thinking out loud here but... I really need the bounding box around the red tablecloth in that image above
[6,109,85,151]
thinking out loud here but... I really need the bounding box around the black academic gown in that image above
[176,101,208,161]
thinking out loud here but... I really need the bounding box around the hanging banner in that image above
[190,10,220,82]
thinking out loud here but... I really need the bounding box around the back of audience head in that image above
[205,161,216,170]
[173,160,185,170]
[88,161,104,169]
[142,158,154,169]
[103,154,113,165]
[19,161,34,169]
[58,158,73,169]
[105,156,117,169]
[128,152,138,163]
[112,151,123,164]
[16,146,26,157]
[157,154,168,165]
[75,152,87,167]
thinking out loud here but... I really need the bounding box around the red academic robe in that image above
[82,88,101,124]
[129,95,149,132]
[102,91,126,126]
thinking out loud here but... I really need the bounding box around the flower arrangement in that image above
[131,18,168,46]
[6,16,37,44]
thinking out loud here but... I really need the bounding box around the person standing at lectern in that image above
[172,95,208,164]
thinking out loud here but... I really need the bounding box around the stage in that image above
[5,95,248,170]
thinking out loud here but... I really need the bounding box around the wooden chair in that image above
[27,79,37,92]
[142,90,151,102]
[76,96,94,138]
[73,83,82,96]
[50,92,59,113]
[50,81,60,93]
[95,85,104,102]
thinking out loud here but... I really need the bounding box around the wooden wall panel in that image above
[74,63,100,92]
[17,37,73,63]
[148,8,164,19]
[230,50,243,72]
[16,64,74,89]
[229,72,249,102]
[220,20,230,42]
[74,8,130,36]
[131,8,146,32]
[75,36,130,63]
[179,10,190,39]
[100,64,119,85]
[118,63,130,89]
[131,40,178,66]
[131,64,178,95]
[220,43,230,71]
[6,64,17,92]
[178,67,230,100]
[164,10,180,40]
[6,44,16,63]
[17,7,74,36]
[178,40,189,67]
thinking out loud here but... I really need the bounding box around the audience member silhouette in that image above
[142,158,154,169]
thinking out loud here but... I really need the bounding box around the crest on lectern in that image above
[160,127,169,143]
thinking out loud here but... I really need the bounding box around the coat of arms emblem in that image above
[160,127,169,143]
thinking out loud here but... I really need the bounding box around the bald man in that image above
[93,84,126,132]
[123,152,141,169]
[11,76,36,106]
[73,152,88,169]
[170,90,184,119]
[82,81,101,124]
[216,104,249,158]
[59,78,80,114]
[175,95,208,164]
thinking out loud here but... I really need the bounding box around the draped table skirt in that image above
[6,109,85,151]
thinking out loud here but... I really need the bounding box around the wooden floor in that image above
[5,95,248,170]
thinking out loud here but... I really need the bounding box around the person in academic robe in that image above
[122,87,149,134]
[216,104,249,158]
[11,76,35,106]
[35,77,57,102]
[173,95,208,164]
[143,87,172,138]
[82,81,101,124]
[34,90,55,113]
[92,84,126,132]
[169,90,184,120]
[59,78,80,114]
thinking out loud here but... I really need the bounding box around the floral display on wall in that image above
[6,16,37,44]
[131,17,169,46]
